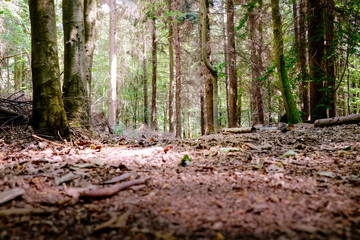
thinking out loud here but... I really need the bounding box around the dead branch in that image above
[314,114,360,127]
[32,134,66,148]
[81,177,151,199]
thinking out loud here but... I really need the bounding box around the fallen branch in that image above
[32,134,66,148]
[222,127,255,134]
[314,114,360,127]
[81,177,151,199]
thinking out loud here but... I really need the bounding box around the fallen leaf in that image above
[245,143,261,151]
[317,171,336,178]
[220,147,241,153]
[280,150,296,158]
[55,172,77,185]
[0,188,25,205]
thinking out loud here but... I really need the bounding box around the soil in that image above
[0,123,359,240]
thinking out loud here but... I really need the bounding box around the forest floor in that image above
[0,123,360,240]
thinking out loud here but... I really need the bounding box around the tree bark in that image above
[222,0,229,124]
[108,0,117,128]
[14,56,19,90]
[249,2,265,124]
[271,0,301,124]
[174,0,182,138]
[325,0,336,117]
[84,0,96,124]
[168,0,175,133]
[298,0,309,121]
[143,36,149,126]
[151,17,158,130]
[307,0,327,121]
[63,0,88,127]
[227,0,238,127]
[200,0,217,134]
[29,0,69,138]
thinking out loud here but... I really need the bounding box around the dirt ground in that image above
[0,123,359,240]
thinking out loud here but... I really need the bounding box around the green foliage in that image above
[179,154,192,167]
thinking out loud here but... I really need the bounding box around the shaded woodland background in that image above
[0,0,360,138]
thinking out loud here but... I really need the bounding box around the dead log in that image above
[221,127,255,134]
[314,114,360,127]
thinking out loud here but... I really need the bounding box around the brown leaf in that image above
[0,188,25,205]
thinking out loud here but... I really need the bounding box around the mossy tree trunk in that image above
[271,0,301,124]
[63,0,89,127]
[29,0,69,138]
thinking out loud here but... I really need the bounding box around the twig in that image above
[32,134,66,148]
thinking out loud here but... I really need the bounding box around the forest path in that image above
[0,124,359,239]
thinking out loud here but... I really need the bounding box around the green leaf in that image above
[220,147,241,153]
[280,150,296,158]
[0,11,4,14]
[179,154,192,167]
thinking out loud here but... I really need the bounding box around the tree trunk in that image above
[307,0,327,121]
[271,0,301,123]
[174,0,182,138]
[200,88,205,135]
[143,37,149,126]
[298,0,309,121]
[29,0,69,138]
[6,58,10,93]
[108,0,117,128]
[14,56,19,90]
[325,0,336,117]
[200,0,217,134]
[222,0,229,124]
[63,0,88,127]
[227,0,238,127]
[249,3,265,124]
[151,17,158,130]
[84,0,96,123]
[168,0,175,133]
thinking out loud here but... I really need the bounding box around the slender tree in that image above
[298,0,309,121]
[29,0,69,138]
[108,0,117,128]
[227,0,238,127]
[84,0,96,122]
[174,0,182,138]
[271,0,301,123]
[325,0,336,117]
[168,0,175,133]
[151,16,158,130]
[62,0,88,126]
[143,34,149,126]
